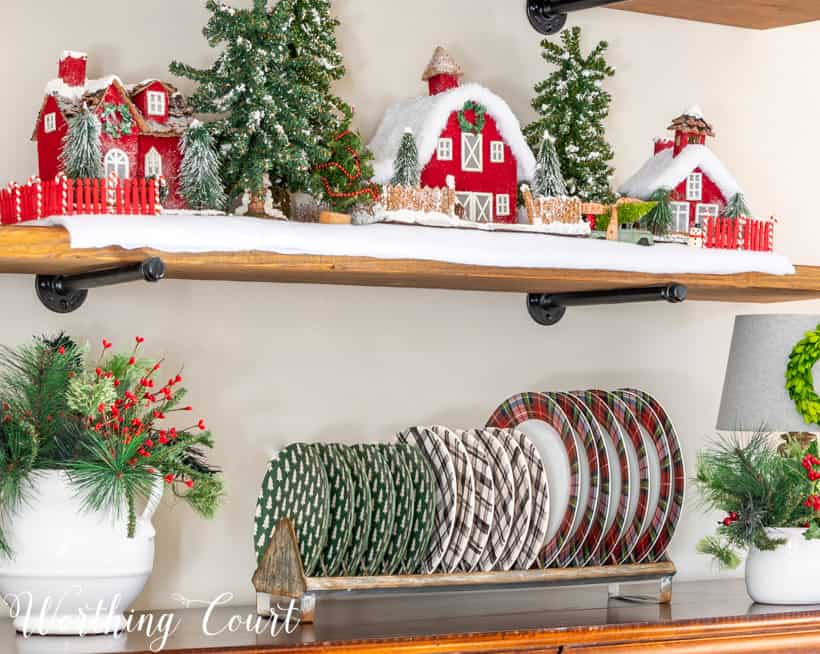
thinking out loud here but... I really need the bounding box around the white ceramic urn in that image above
[0,470,163,635]
[746,527,820,604]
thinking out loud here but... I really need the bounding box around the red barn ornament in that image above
[618,106,742,235]
[369,47,536,224]
[32,51,195,209]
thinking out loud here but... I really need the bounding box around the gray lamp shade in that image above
[717,314,820,432]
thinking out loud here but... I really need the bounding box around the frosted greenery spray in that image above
[391,129,421,187]
[525,26,615,203]
[170,0,351,215]
[722,192,751,218]
[532,131,567,197]
[60,104,104,179]
[179,121,227,211]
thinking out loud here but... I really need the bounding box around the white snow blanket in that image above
[376,209,591,237]
[38,214,794,276]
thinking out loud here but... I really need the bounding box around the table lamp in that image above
[718,314,820,433]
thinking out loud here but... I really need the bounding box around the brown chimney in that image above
[58,51,88,88]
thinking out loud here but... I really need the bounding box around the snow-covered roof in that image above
[60,50,87,61]
[369,83,536,184]
[45,75,122,101]
[618,144,742,201]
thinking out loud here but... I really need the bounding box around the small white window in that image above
[670,202,690,233]
[44,112,57,134]
[686,172,703,201]
[437,138,453,161]
[490,141,505,164]
[461,133,483,172]
[104,148,130,179]
[147,91,166,117]
[496,193,510,217]
[695,203,719,226]
[145,147,162,178]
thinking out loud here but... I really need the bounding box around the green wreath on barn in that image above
[786,324,820,425]
[458,100,487,134]
[101,103,134,139]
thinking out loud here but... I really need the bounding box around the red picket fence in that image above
[703,216,774,252]
[0,175,160,225]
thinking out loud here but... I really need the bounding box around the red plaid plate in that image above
[621,388,685,562]
[487,392,580,568]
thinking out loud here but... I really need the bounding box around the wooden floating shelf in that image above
[2,225,820,303]
[613,0,820,30]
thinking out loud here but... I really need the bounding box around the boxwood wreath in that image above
[786,324,820,425]
[101,103,134,139]
[458,101,486,134]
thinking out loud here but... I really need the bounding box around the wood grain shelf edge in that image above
[1,226,819,303]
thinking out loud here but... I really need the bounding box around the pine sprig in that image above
[695,431,815,567]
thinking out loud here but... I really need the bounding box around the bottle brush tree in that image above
[525,26,616,203]
[642,188,674,235]
[722,192,751,218]
[391,128,421,187]
[313,109,380,214]
[170,0,345,216]
[179,121,227,211]
[60,104,104,179]
[532,131,567,197]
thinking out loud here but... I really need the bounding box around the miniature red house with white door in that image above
[618,107,742,235]
[369,47,536,224]
[32,51,194,209]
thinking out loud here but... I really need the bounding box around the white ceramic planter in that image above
[0,470,163,635]
[746,527,820,604]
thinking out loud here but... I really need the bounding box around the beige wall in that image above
[1,0,819,613]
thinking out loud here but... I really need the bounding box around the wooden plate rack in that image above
[252,519,676,623]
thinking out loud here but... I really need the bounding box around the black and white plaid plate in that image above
[472,428,515,571]
[456,429,495,572]
[514,430,551,570]
[397,426,457,573]
[487,428,533,570]
[430,425,475,572]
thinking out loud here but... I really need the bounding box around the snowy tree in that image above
[642,188,673,235]
[170,0,337,216]
[722,192,751,218]
[179,121,226,211]
[60,104,103,179]
[532,131,567,197]
[391,129,420,187]
[525,26,615,203]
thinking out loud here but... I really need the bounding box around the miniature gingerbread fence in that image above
[382,184,457,217]
[521,185,582,225]
[0,174,161,225]
[702,216,774,252]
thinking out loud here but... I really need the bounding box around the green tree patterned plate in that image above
[313,443,354,577]
[379,444,416,575]
[351,444,396,576]
[400,442,436,574]
[254,443,330,577]
[339,445,372,575]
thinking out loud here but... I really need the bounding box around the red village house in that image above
[618,107,743,235]
[32,51,195,209]
[369,47,536,224]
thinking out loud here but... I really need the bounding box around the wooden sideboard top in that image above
[4,580,820,654]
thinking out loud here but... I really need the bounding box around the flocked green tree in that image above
[313,108,380,214]
[179,121,227,211]
[722,192,751,218]
[642,187,673,235]
[532,130,567,197]
[525,26,615,203]
[391,128,420,187]
[60,104,104,179]
[170,0,346,215]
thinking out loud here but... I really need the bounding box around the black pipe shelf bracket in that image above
[527,284,688,326]
[527,0,624,34]
[35,257,167,314]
